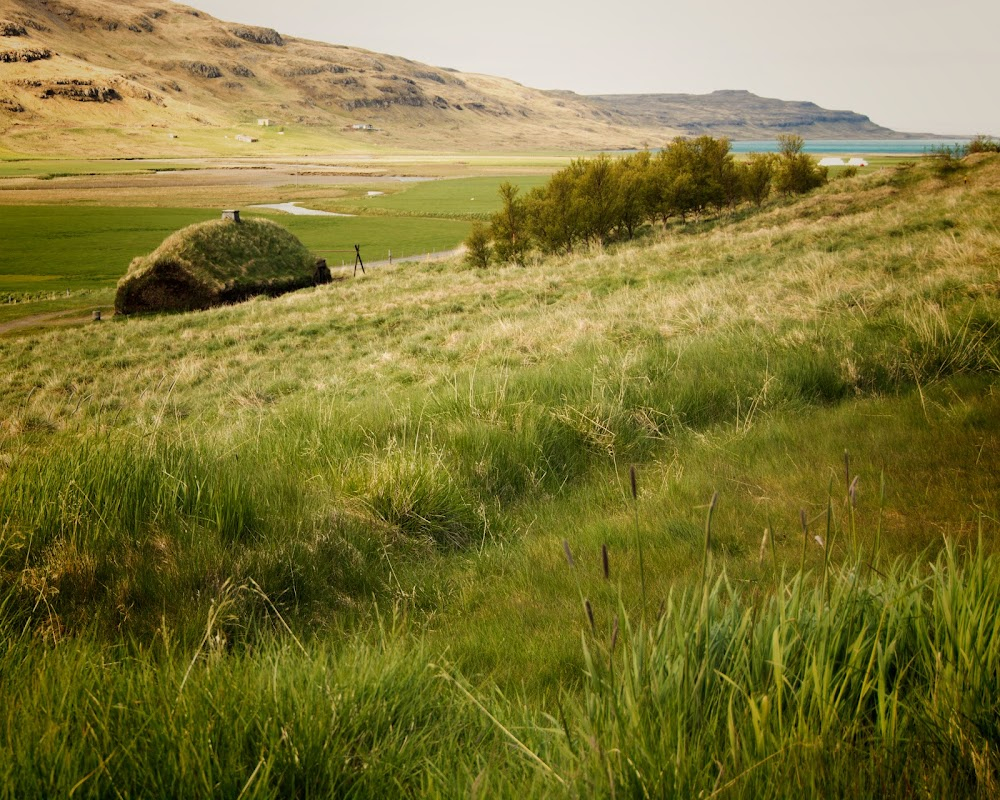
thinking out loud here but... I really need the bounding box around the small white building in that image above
[235,134,258,143]
[351,123,375,131]
[257,118,272,126]
[846,157,869,167]
[818,157,846,167]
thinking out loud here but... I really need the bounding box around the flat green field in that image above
[1,207,220,293]
[0,160,198,179]
[0,206,471,296]
[252,211,471,263]
[326,175,552,217]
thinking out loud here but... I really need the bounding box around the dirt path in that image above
[0,308,109,335]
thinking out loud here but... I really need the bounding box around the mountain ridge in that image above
[0,0,919,157]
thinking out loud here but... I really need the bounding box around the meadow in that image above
[321,175,553,218]
[0,159,197,180]
[0,171,566,324]
[0,154,998,796]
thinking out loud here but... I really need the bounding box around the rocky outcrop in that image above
[0,48,52,62]
[31,79,121,102]
[230,26,282,46]
[179,61,222,79]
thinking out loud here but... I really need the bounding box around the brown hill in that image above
[0,0,909,157]
[0,0,675,155]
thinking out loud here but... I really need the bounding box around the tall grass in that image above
[0,618,531,798]
[555,537,1000,798]
[0,155,999,794]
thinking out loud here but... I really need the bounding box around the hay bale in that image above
[115,218,319,315]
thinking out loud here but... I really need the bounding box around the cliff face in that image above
[584,90,909,140]
[0,0,910,156]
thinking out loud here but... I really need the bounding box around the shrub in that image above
[464,221,492,268]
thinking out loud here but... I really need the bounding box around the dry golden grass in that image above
[0,0,669,157]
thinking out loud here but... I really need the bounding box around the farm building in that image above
[235,134,258,143]
[847,157,869,167]
[818,157,846,167]
[115,214,329,315]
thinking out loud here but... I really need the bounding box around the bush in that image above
[464,221,492,268]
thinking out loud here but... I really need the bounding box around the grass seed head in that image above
[563,539,575,569]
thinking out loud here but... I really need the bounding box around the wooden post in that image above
[353,244,365,276]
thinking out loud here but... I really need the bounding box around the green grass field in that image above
[1,155,998,796]
[324,175,552,218]
[0,159,198,179]
[0,206,470,297]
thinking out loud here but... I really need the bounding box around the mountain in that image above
[586,90,908,140]
[0,0,911,157]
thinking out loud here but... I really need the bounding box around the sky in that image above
[187,0,1000,136]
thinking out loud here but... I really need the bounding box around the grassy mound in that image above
[114,217,319,314]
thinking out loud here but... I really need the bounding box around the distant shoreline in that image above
[611,139,970,156]
[728,139,969,155]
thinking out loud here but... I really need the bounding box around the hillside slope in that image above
[0,0,911,156]
[0,0,671,155]
[0,153,997,796]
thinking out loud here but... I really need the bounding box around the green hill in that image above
[1,154,998,796]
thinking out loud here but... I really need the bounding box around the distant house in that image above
[818,157,846,167]
[235,134,258,143]
[257,118,272,126]
[351,123,375,131]
[847,157,869,167]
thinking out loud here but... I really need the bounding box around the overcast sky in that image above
[188,0,999,136]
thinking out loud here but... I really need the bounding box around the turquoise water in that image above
[729,139,968,154]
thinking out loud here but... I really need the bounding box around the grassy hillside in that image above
[0,0,914,158]
[0,0,668,156]
[1,155,998,795]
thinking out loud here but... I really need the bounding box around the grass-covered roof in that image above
[115,217,318,314]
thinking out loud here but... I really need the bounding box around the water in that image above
[248,202,353,217]
[728,139,969,155]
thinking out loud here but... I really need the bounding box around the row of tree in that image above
[467,134,828,267]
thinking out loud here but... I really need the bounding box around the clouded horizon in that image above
[187,0,999,137]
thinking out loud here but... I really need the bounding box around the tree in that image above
[576,154,621,245]
[614,151,652,239]
[774,134,826,195]
[464,221,492,268]
[490,181,530,265]
[740,152,775,206]
[525,163,585,255]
